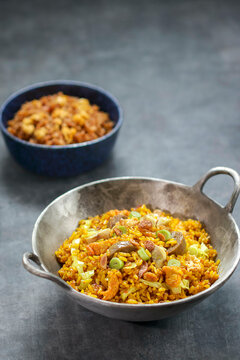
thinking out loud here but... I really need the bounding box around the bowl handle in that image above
[22,252,72,292]
[193,167,240,213]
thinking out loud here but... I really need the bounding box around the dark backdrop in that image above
[0,1,240,359]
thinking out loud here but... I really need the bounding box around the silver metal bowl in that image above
[23,167,240,321]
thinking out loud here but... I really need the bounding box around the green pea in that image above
[157,229,172,240]
[109,257,124,270]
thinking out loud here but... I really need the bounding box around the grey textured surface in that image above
[0,0,240,358]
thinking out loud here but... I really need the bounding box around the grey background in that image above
[0,0,240,359]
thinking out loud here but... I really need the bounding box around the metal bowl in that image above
[23,167,240,321]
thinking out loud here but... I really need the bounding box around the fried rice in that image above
[7,92,114,145]
[55,205,219,304]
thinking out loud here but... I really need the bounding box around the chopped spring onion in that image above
[79,279,92,290]
[81,270,95,280]
[189,244,209,258]
[188,244,199,256]
[167,259,181,267]
[109,257,124,270]
[129,211,141,219]
[118,226,127,234]
[121,286,137,301]
[137,247,150,261]
[140,279,162,288]
[157,229,172,240]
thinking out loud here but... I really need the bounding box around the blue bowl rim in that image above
[0,80,123,150]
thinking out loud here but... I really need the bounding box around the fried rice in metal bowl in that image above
[55,205,219,304]
[22,168,240,320]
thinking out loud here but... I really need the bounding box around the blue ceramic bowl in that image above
[0,81,123,176]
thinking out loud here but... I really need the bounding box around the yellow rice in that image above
[55,205,219,304]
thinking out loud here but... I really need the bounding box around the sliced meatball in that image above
[108,241,137,258]
[167,231,186,255]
